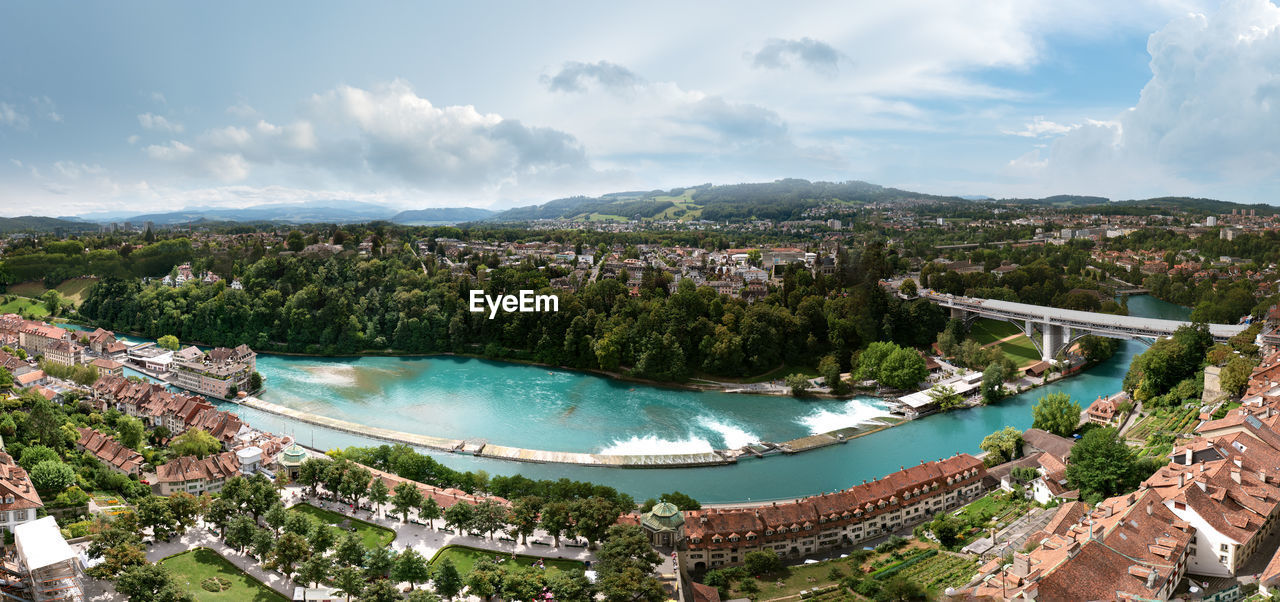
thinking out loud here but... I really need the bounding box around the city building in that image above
[680,454,986,571]
[169,344,256,398]
[151,451,241,496]
[0,451,43,533]
[75,428,144,476]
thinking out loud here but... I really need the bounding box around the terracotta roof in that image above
[76,428,143,474]
[154,451,240,484]
[0,452,42,512]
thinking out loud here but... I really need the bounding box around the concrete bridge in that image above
[921,291,1248,361]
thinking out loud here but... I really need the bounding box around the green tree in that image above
[743,550,781,575]
[928,385,964,411]
[1031,392,1082,437]
[332,565,365,602]
[286,230,306,253]
[272,532,310,579]
[392,481,425,522]
[169,428,221,458]
[1067,427,1141,502]
[1220,355,1257,398]
[298,554,333,590]
[225,515,256,553]
[334,532,365,568]
[29,459,76,493]
[928,512,965,548]
[419,496,442,529]
[878,347,927,390]
[157,334,180,351]
[392,548,432,590]
[471,499,508,540]
[251,528,275,562]
[899,278,917,297]
[361,579,401,602]
[17,445,59,470]
[878,575,927,601]
[167,492,202,528]
[540,501,573,547]
[785,373,811,396]
[136,495,177,541]
[981,363,1006,404]
[248,371,263,392]
[368,476,390,516]
[979,426,1023,466]
[508,496,543,545]
[117,416,144,449]
[444,501,475,534]
[818,354,844,394]
[597,525,665,602]
[570,497,620,549]
[114,564,193,602]
[658,491,701,510]
[432,558,464,600]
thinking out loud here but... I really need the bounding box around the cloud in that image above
[1002,116,1078,138]
[31,96,61,122]
[1005,0,1280,199]
[150,92,167,105]
[145,140,248,181]
[750,37,842,74]
[226,101,259,119]
[543,60,641,93]
[137,113,184,133]
[0,103,28,128]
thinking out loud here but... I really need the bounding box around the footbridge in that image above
[921,291,1248,361]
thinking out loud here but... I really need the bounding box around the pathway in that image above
[283,487,600,568]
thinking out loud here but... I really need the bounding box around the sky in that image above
[1,0,1279,217]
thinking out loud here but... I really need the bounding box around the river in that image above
[206,295,1191,503]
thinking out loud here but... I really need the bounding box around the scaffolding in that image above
[13,517,82,602]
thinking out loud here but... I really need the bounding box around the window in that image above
[0,512,7,522]
[1221,544,1229,552]
[1220,555,1228,564]
[13,510,24,521]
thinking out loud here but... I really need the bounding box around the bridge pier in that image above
[1040,323,1072,362]
[950,308,970,320]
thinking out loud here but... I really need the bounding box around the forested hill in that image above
[390,207,496,224]
[0,215,97,234]
[998,195,1279,216]
[490,179,969,222]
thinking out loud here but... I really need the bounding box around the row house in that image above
[90,375,245,447]
[362,463,509,513]
[16,321,69,358]
[965,489,1193,600]
[151,451,241,496]
[680,454,986,571]
[0,452,43,534]
[75,428,144,476]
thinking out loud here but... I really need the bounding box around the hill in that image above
[390,207,496,225]
[0,215,98,234]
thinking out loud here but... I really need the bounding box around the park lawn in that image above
[160,547,286,602]
[996,336,1042,368]
[969,319,1023,345]
[724,540,935,600]
[289,503,395,548]
[428,545,587,576]
[0,295,49,318]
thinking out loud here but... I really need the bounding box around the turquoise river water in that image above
[201,295,1190,503]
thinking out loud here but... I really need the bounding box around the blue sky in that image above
[1,0,1278,216]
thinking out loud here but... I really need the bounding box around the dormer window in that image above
[691,537,702,544]
[765,529,774,536]
[729,535,740,542]
[712,536,722,543]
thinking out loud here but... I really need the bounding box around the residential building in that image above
[151,451,241,496]
[1086,392,1130,425]
[169,344,256,398]
[89,357,123,377]
[680,454,986,571]
[43,340,85,367]
[0,451,43,533]
[75,428,143,476]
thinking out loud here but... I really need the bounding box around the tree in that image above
[546,570,594,602]
[273,532,310,579]
[419,496,442,529]
[27,399,65,448]
[785,373,812,396]
[878,575,927,601]
[392,481,425,522]
[331,565,365,602]
[169,428,221,459]
[509,496,543,545]
[30,459,76,493]
[571,497,620,549]
[368,477,390,516]
[979,426,1023,466]
[658,491,701,510]
[392,548,432,590]
[363,545,395,580]
[981,363,1006,404]
[432,559,464,600]
[297,554,333,590]
[333,532,365,568]
[878,347,928,390]
[928,512,965,548]
[743,550,781,575]
[115,564,193,602]
[116,416,144,449]
[167,492,202,529]
[157,334,180,351]
[225,515,256,553]
[1031,392,1082,438]
[298,457,329,496]
[308,523,336,556]
[248,371,263,392]
[899,278,917,297]
[818,354,844,394]
[286,230,306,253]
[928,385,964,411]
[540,500,573,547]
[17,445,59,470]
[265,504,289,534]
[361,579,401,602]
[443,501,475,534]
[1221,355,1257,398]
[1067,427,1141,502]
[471,499,508,540]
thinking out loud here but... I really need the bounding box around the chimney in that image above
[1147,568,1159,589]
[1146,501,1153,516]
[1178,472,1186,488]
[1104,505,1114,518]
[1011,553,1031,578]
[1261,470,1269,484]
[1232,470,1242,484]
[1183,448,1192,465]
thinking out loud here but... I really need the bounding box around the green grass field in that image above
[0,296,49,318]
[289,503,395,548]
[428,545,587,576]
[160,548,286,602]
[969,319,1040,368]
[6,278,98,307]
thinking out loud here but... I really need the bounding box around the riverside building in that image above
[169,344,256,398]
[680,453,987,571]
